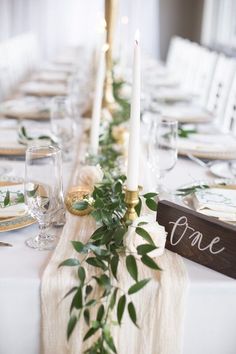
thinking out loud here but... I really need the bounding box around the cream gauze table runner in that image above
[41,137,188,354]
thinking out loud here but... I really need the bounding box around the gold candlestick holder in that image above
[124,187,141,221]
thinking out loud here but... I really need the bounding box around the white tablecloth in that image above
[0,157,236,354]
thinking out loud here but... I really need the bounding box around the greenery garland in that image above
[60,78,161,354]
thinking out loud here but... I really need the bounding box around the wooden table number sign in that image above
[156,200,236,279]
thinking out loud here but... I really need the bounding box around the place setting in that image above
[0,96,51,120]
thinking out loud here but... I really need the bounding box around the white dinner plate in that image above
[178,133,236,160]
[210,161,236,179]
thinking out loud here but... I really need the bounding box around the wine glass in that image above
[148,119,178,197]
[50,96,75,160]
[24,144,63,250]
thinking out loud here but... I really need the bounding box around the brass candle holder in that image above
[65,186,93,216]
[124,186,142,221]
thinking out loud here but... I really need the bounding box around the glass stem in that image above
[38,223,48,240]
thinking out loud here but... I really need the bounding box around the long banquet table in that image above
[0,151,236,354]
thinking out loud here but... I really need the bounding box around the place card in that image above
[156,200,236,279]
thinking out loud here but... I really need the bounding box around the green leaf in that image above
[143,192,158,199]
[126,255,138,282]
[58,258,80,268]
[3,191,10,206]
[135,197,142,216]
[104,332,117,353]
[141,255,162,270]
[128,302,138,327]
[85,285,93,297]
[110,288,118,309]
[138,221,148,226]
[84,309,90,326]
[71,286,83,310]
[128,278,150,295]
[73,200,89,211]
[62,286,78,300]
[16,192,24,203]
[96,304,105,321]
[83,327,98,341]
[137,244,157,255]
[85,299,96,307]
[91,226,107,240]
[91,320,100,329]
[78,266,86,284]
[117,295,126,325]
[114,226,127,246]
[27,184,39,197]
[71,241,85,253]
[67,315,77,340]
[145,198,157,211]
[88,244,110,256]
[136,227,155,245]
[86,257,107,270]
[110,255,119,279]
[98,274,111,290]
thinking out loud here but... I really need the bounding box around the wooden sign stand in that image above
[156,200,236,279]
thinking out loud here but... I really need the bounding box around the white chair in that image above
[206,54,236,129]
[0,33,41,101]
[192,48,218,107]
[221,72,236,133]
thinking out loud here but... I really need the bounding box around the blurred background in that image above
[0,0,234,61]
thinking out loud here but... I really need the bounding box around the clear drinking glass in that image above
[24,144,63,250]
[50,96,74,160]
[148,119,178,196]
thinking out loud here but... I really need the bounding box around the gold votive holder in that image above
[65,186,92,216]
[124,186,142,222]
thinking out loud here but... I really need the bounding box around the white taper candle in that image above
[90,44,109,155]
[127,30,140,191]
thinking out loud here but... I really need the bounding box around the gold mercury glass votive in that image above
[65,186,93,216]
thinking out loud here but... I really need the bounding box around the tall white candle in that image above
[119,16,129,73]
[90,44,109,155]
[127,30,140,191]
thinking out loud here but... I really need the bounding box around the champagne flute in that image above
[24,144,63,250]
[148,119,178,197]
[50,96,74,161]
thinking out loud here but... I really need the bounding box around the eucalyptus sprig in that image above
[60,74,160,353]
[60,174,159,353]
[178,127,197,138]
[18,126,55,145]
[0,189,24,208]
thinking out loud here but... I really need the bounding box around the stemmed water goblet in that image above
[50,96,75,161]
[148,119,178,198]
[24,144,63,250]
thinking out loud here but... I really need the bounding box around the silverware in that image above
[187,153,213,168]
[187,154,236,177]
[0,241,13,247]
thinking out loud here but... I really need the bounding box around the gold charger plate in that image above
[0,146,26,156]
[0,177,35,232]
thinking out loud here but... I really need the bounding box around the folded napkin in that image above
[178,134,236,152]
[154,88,192,102]
[0,97,50,118]
[161,104,212,122]
[193,187,236,221]
[33,71,68,82]
[0,184,26,218]
[20,82,67,96]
